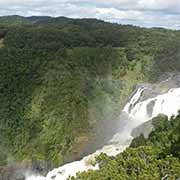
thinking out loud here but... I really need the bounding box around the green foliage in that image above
[1,16,180,168]
[0,16,30,27]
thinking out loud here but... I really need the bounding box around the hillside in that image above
[0,16,180,172]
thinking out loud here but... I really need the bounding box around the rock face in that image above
[138,73,180,102]
[0,165,25,180]
[0,31,6,48]
[0,161,51,180]
[131,120,153,139]
[0,31,6,39]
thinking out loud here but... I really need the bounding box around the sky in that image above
[0,0,180,29]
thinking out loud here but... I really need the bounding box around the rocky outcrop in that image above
[0,31,6,39]
[0,165,26,180]
[0,161,52,180]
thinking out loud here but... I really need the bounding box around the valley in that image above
[0,16,180,179]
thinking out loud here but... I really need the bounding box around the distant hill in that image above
[0,15,108,27]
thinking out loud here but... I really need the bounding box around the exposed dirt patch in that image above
[0,38,4,48]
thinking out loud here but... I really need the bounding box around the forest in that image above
[0,16,180,177]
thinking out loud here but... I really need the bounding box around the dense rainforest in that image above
[0,15,180,177]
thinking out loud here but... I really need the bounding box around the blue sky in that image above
[0,0,180,29]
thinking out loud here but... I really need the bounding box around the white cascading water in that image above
[26,86,180,180]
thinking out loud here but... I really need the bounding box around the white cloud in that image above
[0,0,180,29]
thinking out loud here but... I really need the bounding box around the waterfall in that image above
[26,86,180,180]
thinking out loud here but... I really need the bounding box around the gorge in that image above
[26,78,180,180]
